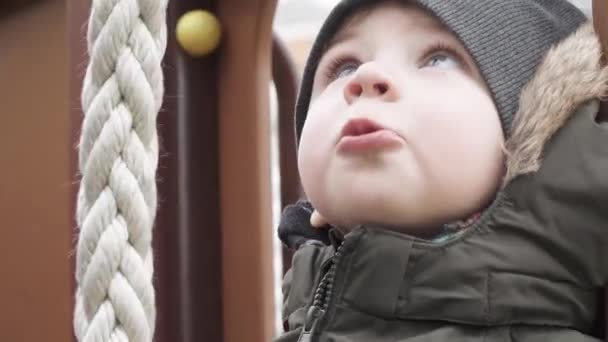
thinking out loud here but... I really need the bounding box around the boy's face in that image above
[298,1,505,234]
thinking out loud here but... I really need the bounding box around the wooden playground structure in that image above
[0,0,605,341]
[68,1,608,340]
[68,0,300,340]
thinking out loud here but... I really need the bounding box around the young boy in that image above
[277,0,608,341]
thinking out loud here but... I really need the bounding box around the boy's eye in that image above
[424,52,461,69]
[335,63,358,78]
[324,57,360,82]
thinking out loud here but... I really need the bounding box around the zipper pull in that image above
[298,306,323,342]
[297,332,311,342]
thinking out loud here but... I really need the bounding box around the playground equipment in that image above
[70,0,608,341]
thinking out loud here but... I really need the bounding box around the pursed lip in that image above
[337,117,405,153]
[339,117,402,140]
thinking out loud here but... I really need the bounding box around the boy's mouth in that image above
[337,118,404,154]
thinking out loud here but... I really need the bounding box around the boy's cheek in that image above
[297,150,326,216]
[298,125,327,182]
[298,112,339,208]
[298,132,328,181]
[299,106,339,156]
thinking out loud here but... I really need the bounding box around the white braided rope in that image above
[74,0,167,340]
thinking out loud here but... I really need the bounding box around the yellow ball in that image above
[176,10,222,57]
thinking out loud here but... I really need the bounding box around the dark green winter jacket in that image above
[275,23,608,342]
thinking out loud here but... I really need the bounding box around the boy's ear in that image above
[310,210,330,228]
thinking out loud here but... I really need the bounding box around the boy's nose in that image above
[343,63,399,104]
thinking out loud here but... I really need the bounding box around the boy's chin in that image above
[331,216,447,239]
[325,200,445,233]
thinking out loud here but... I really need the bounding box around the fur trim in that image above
[503,22,608,187]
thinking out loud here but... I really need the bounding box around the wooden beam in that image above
[272,35,303,273]
[593,0,608,62]
[273,35,302,210]
[155,0,225,341]
[0,0,40,17]
[217,0,278,340]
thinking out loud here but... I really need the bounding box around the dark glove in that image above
[277,200,331,250]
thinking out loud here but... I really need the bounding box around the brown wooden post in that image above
[272,35,303,273]
[0,1,70,341]
[273,35,303,210]
[216,0,278,340]
[593,0,608,62]
[155,1,225,341]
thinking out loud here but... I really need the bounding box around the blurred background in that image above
[0,0,593,341]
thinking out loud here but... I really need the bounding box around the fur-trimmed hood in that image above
[504,22,608,186]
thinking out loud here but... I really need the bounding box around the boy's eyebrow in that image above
[324,17,448,53]
[324,7,373,51]
[323,3,446,52]
[325,29,357,50]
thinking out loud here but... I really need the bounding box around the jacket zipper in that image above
[298,242,347,342]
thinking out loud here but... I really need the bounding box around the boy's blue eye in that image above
[424,53,460,69]
[324,56,360,82]
[334,63,358,79]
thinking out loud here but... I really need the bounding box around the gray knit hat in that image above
[294,0,587,142]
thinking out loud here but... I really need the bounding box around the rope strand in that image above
[75,0,168,340]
